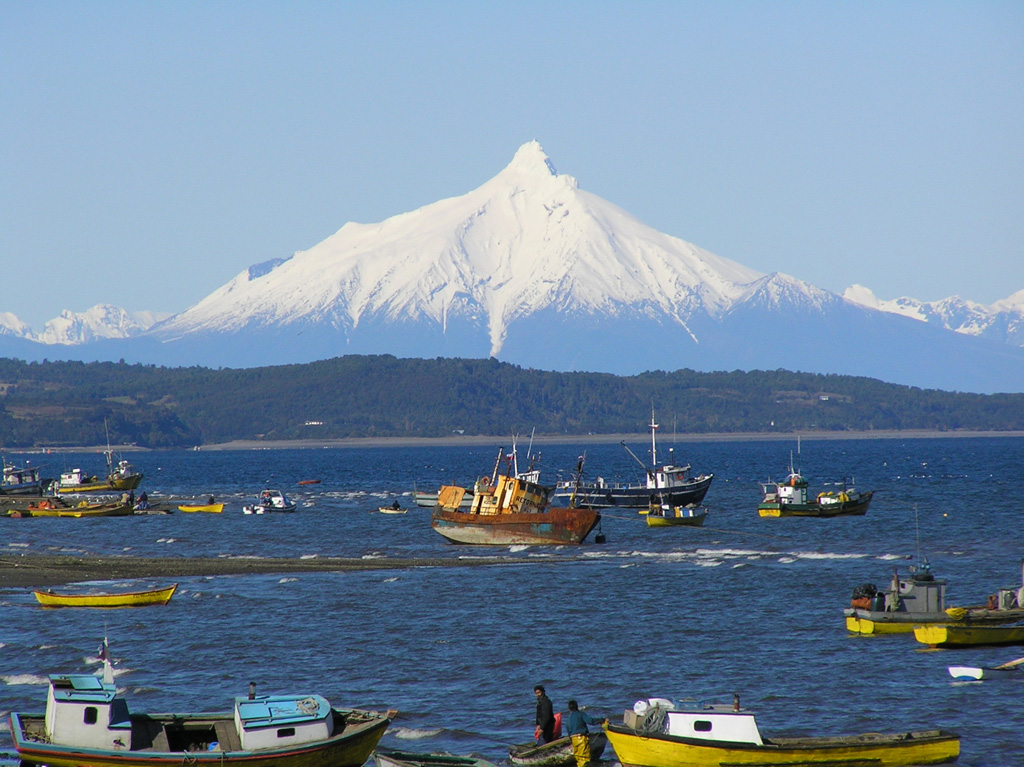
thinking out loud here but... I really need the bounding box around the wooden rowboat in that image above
[33,584,178,608]
[178,503,224,513]
[948,653,1024,680]
[645,503,707,527]
[508,732,607,767]
[27,501,133,518]
[374,749,498,767]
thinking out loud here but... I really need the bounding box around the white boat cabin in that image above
[627,697,763,745]
[59,468,91,487]
[765,472,808,506]
[234,693,333,750]
[44,674,130,750]
[646,460,695,491]
[41,673,335,753]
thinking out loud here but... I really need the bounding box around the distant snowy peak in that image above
[844,285,1024,347]
[35,305,170,345]
[0,312,34,338]
[157,140,766,354]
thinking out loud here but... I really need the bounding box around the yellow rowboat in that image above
[915,623,1024,648]
[604,697,959,767]
[33,584,177,608]
[645,504,707,527]
[27,501,133,518]
[179,503,224,513]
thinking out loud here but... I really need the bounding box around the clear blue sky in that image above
[2,2,1022,328]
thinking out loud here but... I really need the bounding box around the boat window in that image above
[277,728,296,738]
[84,707,98,725]
[694,720,712,732]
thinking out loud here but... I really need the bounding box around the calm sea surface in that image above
[2,436,1022,765]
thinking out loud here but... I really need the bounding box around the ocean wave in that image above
[390,726,444,739]
[1,673,48,686]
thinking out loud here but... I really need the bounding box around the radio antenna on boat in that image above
[99,631,114,685]
[913,503,931,574]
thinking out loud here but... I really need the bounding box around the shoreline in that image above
[12,429,1024,453]
[0,554,544,590]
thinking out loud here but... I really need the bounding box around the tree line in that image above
[0,355,1022,448]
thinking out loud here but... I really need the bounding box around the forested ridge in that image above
[0,355,1022,448]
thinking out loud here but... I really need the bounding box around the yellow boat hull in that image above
[179,503,224,513]
[28,502,133,518]
[845,615,918,634]
[57,474,143,493]
[33,584,177,608]
[605,724,959,766]
[916,624,1024,647]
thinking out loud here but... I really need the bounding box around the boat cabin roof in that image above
[235,694,330,729]
[49,674,117,705]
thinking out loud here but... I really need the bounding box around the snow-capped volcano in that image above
[156,141,763,356]
[4,141,1023,393]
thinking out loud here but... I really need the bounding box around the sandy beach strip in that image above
[0,553,546,589]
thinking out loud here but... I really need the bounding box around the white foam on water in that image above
[383,577,400,583]
[278,577,298,583]
[2,673,48,686]
[792,551,869,561]
[391,726,443,739]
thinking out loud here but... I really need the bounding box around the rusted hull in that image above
[431,506,600,545]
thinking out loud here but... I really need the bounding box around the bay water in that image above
[2,436,1022,765]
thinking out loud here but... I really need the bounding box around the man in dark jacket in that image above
[534,685,555,743]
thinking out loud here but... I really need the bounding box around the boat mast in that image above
[649,408,659,467]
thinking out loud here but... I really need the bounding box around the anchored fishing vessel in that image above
[603,696,959,767]
[9,646,392,767]
[56,450,143,494]
[758,462,872,518]
[431,445,600,545]
[552,412,713,510]
[1,460,47,495]
[845,559,1024,634]
[645,502,707,527]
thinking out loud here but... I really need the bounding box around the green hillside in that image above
[0,355,1022,449]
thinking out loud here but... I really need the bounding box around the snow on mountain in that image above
[4,142,1023,393]
[34,305,170,345]
[0,312,34,338]
[844,285,1024,348]
[155,141,765,355]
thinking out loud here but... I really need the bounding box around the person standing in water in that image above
[534,685,555,744]
[564,699,605,767]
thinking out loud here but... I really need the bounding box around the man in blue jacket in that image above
[563,699,605,767]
